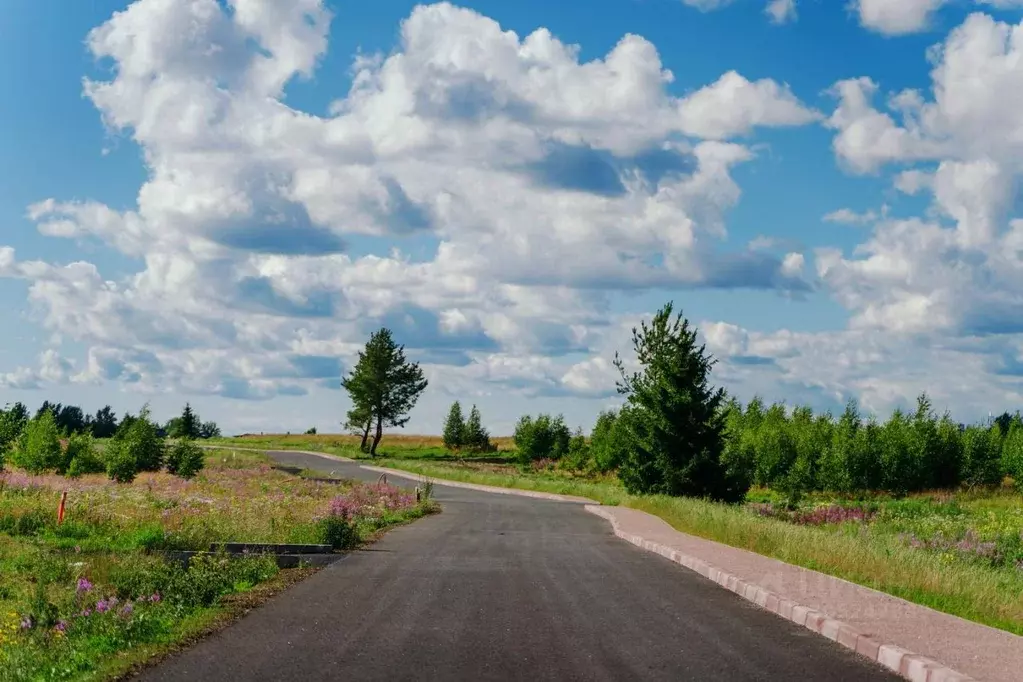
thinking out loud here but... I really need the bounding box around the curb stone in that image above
[359,464,598,504]
[585,505,977,682]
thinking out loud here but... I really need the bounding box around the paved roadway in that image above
[138,450,898,682]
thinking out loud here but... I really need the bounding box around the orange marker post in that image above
[57,491,68,525]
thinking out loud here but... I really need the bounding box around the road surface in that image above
[137,450,898,682]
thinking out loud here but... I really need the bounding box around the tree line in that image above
[0,400,220,441]
[347,302,1023,502]
[0,402,215,483]
[502,303,1023,503]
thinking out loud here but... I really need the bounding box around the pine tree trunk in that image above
[360,419,371,452]
[370,414,383,456]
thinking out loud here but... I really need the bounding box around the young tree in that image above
[169,403,201,439]
[612,302,746,502]
[442,401,466,451]
[11,410,63,474]
[342,328,428,456]
[463,405,491,453]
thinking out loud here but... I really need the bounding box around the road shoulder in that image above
[587,505,1019,682]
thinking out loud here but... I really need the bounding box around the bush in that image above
[561,428,591,471]
[9,410,63,474]
[64,433,104,478]
[166,439,205,479]
[589,409,631,473]
[318,515,359,550]
[961,425,1003,487]
[1002,422,1023,489]
[112,406,164,475]
[513,413,571,464]
[105,440,139,484]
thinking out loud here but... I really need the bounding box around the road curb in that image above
[584,505,976,682]
[359,464,598,504]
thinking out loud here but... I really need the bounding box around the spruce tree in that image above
[612,302,746,502]
[442,402,466,451]
[463,404,491,453]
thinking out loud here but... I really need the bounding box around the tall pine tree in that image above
[342,328,428,456]
[612,302,747,502]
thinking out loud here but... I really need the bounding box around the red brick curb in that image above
[359,465,598,504]
[585,505,976,682]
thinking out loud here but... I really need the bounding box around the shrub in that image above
[590,409,632,473]
[961,424,1003,487]
[513,413,571,464]
[63,433,104,478]
[105,440,139,484]
[318,515,359,550]
[10,410,63,474]
[442,401,465,451]
[166,439,205,479]
[305,427,317,435]
[1002,422,1023,489]
[112,406,164,474]
[561,428,591,471]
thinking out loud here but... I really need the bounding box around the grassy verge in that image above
[373,459,1023,636]
[0,449,437,681]
[210,434,516,461]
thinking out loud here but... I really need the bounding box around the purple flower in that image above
[119,603,133,618]
[20,616,34,630]
[77,578,93,593]
[149,593,161,603]
[54,620,68,633]
[80,608,92,617]
[95,599,110,613]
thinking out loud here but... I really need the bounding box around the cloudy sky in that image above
[3,0,1023,435]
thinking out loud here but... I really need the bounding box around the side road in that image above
[137,450,898,682]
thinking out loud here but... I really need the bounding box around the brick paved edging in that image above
[359,465,598,504]
[585,505,976,682]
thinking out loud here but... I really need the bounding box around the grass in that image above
[0,448,437,681]
[211,433,516,461]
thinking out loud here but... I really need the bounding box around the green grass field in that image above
[212,434,1023,636]
[0,449,435,681]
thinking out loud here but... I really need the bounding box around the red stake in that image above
[57,491,68,525]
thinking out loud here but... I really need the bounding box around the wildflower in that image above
[54,620,67,633]
[95,600,110,613]
[149,593,161,603]
[77,577,93,593]
[80,609,92,618]
[119,603,133,618]
[20,616,33,631]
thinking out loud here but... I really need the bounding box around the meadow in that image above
[215,432,1023,636]
[0,449,435,681]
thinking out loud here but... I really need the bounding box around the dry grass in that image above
[219,433,517,454]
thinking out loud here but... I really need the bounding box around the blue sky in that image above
[2,0,1023,434]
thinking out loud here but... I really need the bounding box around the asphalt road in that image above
[138,450,898,682]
